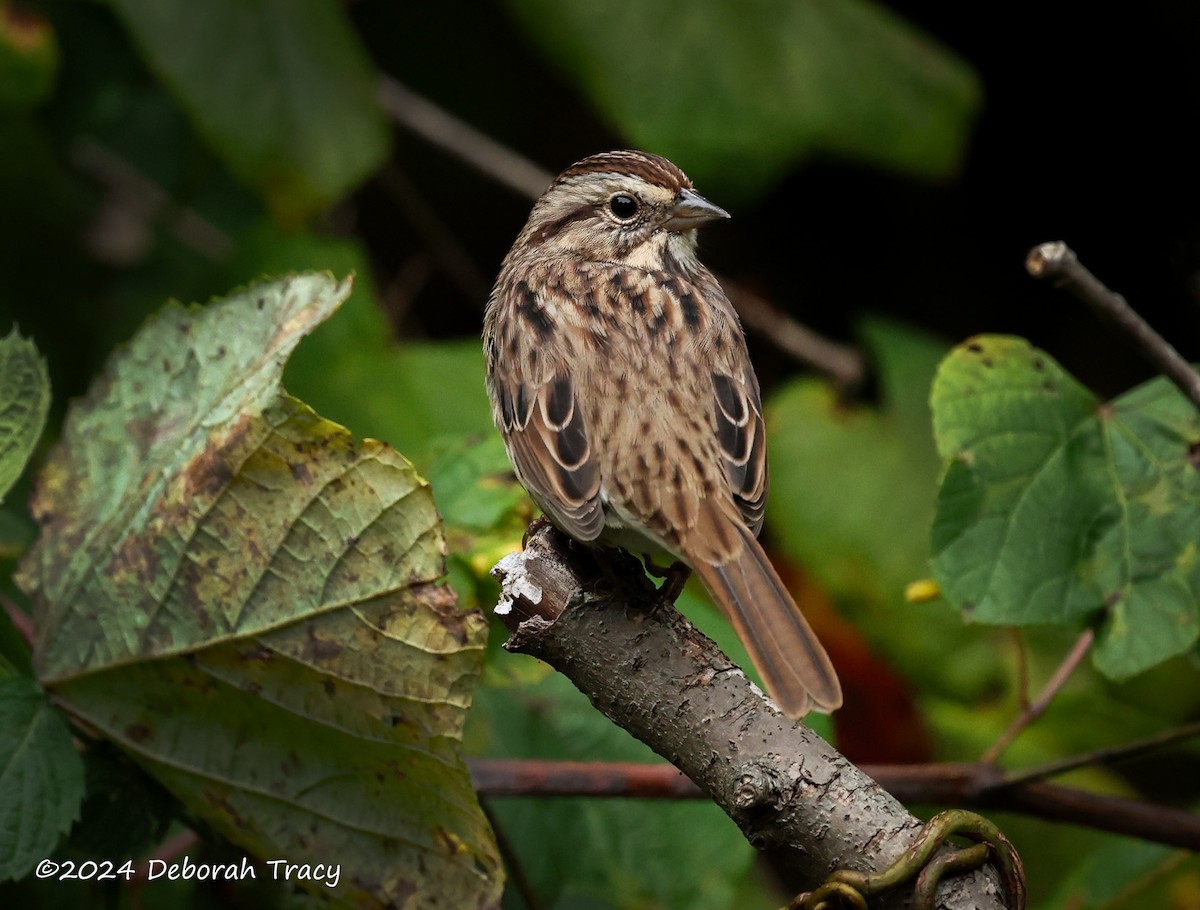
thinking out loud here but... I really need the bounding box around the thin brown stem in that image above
[378,252,436,331]
[468,758,1200,851]
[132,829,200,883]
[1003,720,1200,788]
[0,591,34,649]
[1026,241,1200,413]
[980,628,1094,764]
[71,138,233,263]
[1010,628,1030,711]
[469,758,702,799]
[376,76,552,200]
[725,281,866,393]
[479,799,544,910]
[876,764,1200,849]
[992,781,1200,850]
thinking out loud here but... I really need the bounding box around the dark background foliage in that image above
[2,2,1199,908]
[7,3,1200,405]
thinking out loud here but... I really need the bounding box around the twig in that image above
[378,252,436,330]
[377,77,867,388]
[1010,629,1030,711]
[992,781,1200,850]
[468,757,1200,851]
[0,591,34,649]
[469,758,702,799]
[1003,720,1200,788]
[479,800,544,910]
[376,76,551,200]
[869,764,1200,851]
[725,282,866,392]
[492,526,1009,910]
[1026,241,1200,412]
[980,628,1094,764]
[71,138,233,263]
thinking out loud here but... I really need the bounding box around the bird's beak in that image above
[663,188,730,232]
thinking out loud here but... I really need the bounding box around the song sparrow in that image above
[484,150,842,716]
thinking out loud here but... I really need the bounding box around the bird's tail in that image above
[691,525,842,717]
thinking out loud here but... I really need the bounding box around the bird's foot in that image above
[642,553,691,603]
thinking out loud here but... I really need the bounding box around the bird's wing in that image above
[712,365,768,535]
[491,345,605,542]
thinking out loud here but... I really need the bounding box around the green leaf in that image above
[295,320,494,473]
[426,435,526,536]
[0,328,50,505]
[16,274,502,906]
[930,336,1200,679]
[382,342,496,459]
[0,676,85,881]
[55,580,499,908]
[294,329,495,470]
[20,273,355,679]
[0,506,35,560]
[505,0,980,202]
[107,0,390,222]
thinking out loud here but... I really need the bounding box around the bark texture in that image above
[493,525,1012,910]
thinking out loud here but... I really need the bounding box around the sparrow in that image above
[484,150,841,716]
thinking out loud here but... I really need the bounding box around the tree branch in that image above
[377,77,551,200]
[469,758,702,799]
[1004,720,1200,788]
[71,137,233,264]
[869,764,1200,851]
[491,525,1012,910]
[468,757,1200,851]
[376,164,492,306]
[725,282,865,393]
[1026,241,1200,412]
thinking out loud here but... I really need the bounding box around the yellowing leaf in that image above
[17,274,502,908]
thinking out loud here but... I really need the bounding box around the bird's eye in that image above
[608,194,639,220]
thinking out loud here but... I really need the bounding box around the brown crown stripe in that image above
[554,150,692,193]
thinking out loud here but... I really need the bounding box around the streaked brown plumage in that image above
[484,150,842,716]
